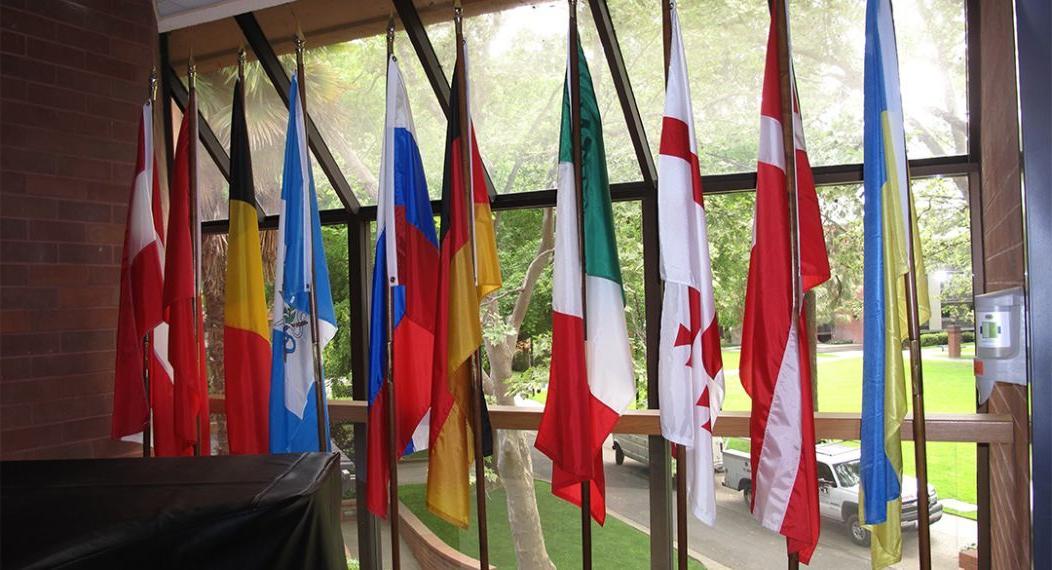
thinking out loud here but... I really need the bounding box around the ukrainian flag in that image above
[860,0,931,567]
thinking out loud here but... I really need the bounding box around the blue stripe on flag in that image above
[860,0,901,525]
[393,128,438,247]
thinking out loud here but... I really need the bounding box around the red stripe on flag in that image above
[223,326,270,454]
[536,311,591,479]
[659,116,704,206]
[366,387,391,518]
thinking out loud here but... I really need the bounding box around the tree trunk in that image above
[480,208,556,569]
[488,339,554,569]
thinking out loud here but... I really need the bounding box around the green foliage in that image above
[320,226,352,398]
[919,330,976,347]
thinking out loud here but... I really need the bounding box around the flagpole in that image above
[902,139,933,570]
[567,1,592,568]
[661,3,690,568]
[453,3,491,568]
[187,57,204,458]
[142,68,158,460]
[384,17,403,570]
[881,4,932,564]
[771,0,803,567]
[294,33,331,456]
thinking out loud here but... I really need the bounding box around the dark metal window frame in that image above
[174,1,983,568]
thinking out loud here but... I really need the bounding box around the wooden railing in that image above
[208,396,1013,444]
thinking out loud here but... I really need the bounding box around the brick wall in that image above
[1,0,157,460]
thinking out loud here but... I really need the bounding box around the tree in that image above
[482,208,556,570]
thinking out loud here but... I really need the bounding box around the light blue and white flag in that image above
[269,73,338,453]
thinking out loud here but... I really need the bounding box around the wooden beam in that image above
[208,396,1013,443]
[391,0,450,117]
[165,64,231,182]
[589,0,657,188]
[234,12,361,215]
[167,0,541,74]
[390,0,499,201]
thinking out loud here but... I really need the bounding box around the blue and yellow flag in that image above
[860,0,930,567]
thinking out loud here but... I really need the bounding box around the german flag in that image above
[426,55,502,527]
[223,77,270,454]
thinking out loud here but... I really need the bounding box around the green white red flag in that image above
[535,40,635,526]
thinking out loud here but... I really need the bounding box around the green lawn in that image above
[400,482,704,569]
[721,345,977,519]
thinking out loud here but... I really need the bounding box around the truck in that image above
[722,442,944,546]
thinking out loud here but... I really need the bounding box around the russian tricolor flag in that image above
[366,55,439,518]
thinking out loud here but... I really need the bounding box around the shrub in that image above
[920,331,949,347]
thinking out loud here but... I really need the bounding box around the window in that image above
[186,2,982,568]
[818,461,837,486]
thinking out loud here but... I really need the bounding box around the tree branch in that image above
[509,208,555,333]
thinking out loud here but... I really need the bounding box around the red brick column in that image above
[1,1,157,460]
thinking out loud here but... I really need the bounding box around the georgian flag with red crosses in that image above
[657,2,726,526]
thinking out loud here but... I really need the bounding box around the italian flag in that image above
[534,41,635,526]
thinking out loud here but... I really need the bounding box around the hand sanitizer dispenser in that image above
[974,286,1027,403]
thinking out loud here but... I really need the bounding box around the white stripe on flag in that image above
[585,275,635,416]
[753,319,803,532]
[553,161,582,319]
[758,115,786,172]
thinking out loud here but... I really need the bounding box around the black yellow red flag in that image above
[426,57,502,527]
[223,78,271,454]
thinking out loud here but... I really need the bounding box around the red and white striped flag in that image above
[111,102,175,452]
[657,3,725,526]
[739,6,830,564]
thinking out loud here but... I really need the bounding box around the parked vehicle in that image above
[612,433,725,472]
[722,442,944,546]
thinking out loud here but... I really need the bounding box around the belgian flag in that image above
[426,55,503,527]
[223,77,271,454]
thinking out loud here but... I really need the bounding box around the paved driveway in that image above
[527,434,975,569]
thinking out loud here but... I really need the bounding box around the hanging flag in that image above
[739,6,830,564]
[165,110,210,456]
[112,102,175,452]
[860,0,931,566]
[426,52,502,528]
[224,77,271,455]
[268,74,338,453]
[534,40,635,526]
[366,55,440,518]
[657,3,725,526]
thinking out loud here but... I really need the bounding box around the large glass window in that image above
[610,0,968,174]
[186,1,980,567]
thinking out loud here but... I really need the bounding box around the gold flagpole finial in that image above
[237,47,246,82]
[294,34,305,58]
[148,67,158,103]
[386,14,396,59]
[187,56,196,90]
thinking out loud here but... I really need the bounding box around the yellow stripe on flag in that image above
[474,201,502,300]
[427,245,484,527]
[427,360,476,526]
[869,114,929,569]
[224,199,269,339]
